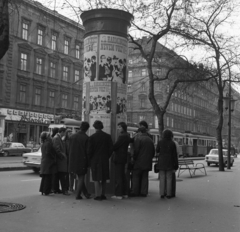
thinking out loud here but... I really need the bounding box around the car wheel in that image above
[207,162,210,166]
[32,167,40,173]
[3,151,9,157]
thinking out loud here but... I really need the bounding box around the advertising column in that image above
[81,9,133,193]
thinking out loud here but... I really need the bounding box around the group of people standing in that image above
[39,119,179,200]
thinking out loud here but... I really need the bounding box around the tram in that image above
[48,118,82,134]
[127,126,217,157]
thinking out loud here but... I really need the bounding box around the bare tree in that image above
[0,0,9,60]
[171,0,240,171]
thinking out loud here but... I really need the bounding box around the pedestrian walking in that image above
[39,131,57,196]
[69,122,91,200]
[111,122,130,200]
[131,127,155,197]
[88,120,113,201]
[52,127,70,195]
[156,129,179,199]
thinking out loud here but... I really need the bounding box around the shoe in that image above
[139,194,147,197]
[101,195,107,200]
[76,196,83,200]
[94,196,102,201]
[84,194,92,199]
[160,195,165,199]
[128,193,137,197]
[54,190,62,194]
[63,191,70,196]
[166,196,172,199]
[111,196,123,200]
[122,195,128,199]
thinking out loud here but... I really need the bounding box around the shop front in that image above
[0,108,54,146]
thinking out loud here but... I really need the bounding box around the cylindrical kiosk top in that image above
[81,9,134,38]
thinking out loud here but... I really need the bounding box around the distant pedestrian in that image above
[111,122,130,200]
[52,127,70,195]
[156,129,179,199]
[131,127,155,197]
[69,122,91,200]
[88,120,113,201]
[134,120,153,141]
[64,129,72,191]
[39,131,56,196]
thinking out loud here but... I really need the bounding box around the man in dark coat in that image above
[69,122,91,200]
[52,127,70,195]
[111,122,130,200]
[131,127,155,197]
[88,120,113,201]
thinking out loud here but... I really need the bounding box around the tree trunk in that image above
[0,0,9,60]
[216,94,225,171]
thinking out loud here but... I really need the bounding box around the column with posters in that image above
[116,83,127,124]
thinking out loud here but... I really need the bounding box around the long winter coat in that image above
[156,139,179,171]
[133,133,155,171]
[69,131,89,176]
[113,131,130,164]
[40,138,57,175]
[52,134,68,172]
[88,130,113,181]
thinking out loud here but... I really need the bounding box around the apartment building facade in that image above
[0,0,84,144]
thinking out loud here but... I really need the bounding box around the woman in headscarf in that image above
[39,131,57,195]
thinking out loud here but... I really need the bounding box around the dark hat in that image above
[93,120,104,130]
[139,120,148,129]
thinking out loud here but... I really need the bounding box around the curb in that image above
[0,166,32,172]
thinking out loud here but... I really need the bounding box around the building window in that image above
[19,85,26,103]
[20,53,27,71]
[75,44,80,59]
[166,117,169,127]
[62,94,68,108]
[128,70,132,78]
[63,66,69,81]
[37,28,43,45]
[128,101,132,109]
[35,88,41,105]
[141,69,146,76]
[64,39,69,54]
[22,21,29,40]
[50,62,56,78]
[141,82,145,91]
[36,58,43,75]
[49,91,55,108]
[74,70,80,84]
[127,84,132,92]
[139,115,145,121]
[140,99,145,108]
[73,96,79,110]
[51,33,57,50]
[171,118,174,127]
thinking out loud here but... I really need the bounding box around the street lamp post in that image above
[224,89,236,169]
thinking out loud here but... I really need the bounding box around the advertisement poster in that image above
[89,81,112,114]
[98,35,128,83]
[84,35,98,82]
[116,83,127,115]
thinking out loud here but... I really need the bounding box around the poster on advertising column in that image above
[99,34,128,83]
[82,83,86,120]
[89,81,112,114]
[84,35,98,82]
[116,82,127,124]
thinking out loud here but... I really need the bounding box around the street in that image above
[0,159,240,232]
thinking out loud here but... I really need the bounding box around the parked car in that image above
[0,142,32,157]
[205,149,234,167]
[22,147,41,173]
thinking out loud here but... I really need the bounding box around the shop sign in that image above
[0,108,54,124]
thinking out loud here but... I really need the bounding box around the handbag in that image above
[154,163,159,173]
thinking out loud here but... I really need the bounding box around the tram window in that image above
[186,138,188,145]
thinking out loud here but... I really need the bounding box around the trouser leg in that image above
[140,171,149,195]
[166,170,173,196]
[76,174,84,198]
[159,170,166,196]
[132,169,141,195]
[101,181,106,196]
[114,164,124,196]
[94,181,101,197]
[59,172,67,192]
[172,172,176,196]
